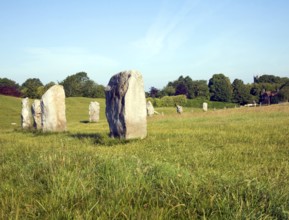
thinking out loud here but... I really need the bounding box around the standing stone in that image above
[41,85,66,132]
[176,105,183,114]
[32,99,42,129]
[89,101,100,122]
[203,102,208,112]
[105,70,147,139]
[21,97,32,129]
[146,101,154,116]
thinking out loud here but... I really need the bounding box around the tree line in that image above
[1,72,289,104]
[0,72,105,99]
[148,74,289,104]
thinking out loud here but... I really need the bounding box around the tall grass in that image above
[0,95,288,219]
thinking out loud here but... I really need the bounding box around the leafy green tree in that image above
[191,80,210,99]
[160,85,175,96]
[21,78,43,98]
[254,74,288,84]
[60,72,89,97]
[208,73,232,102]
[166,76,209,99]
[232,79,252,104]
[278,81,289,102]
[82,80,105,98]
[95,85,105,98]
[44,82,56,93]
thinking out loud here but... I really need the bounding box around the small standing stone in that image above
[146,101,155,116]
[41,85,67,132]
[203,102,208,112]
[176,105,183,114]
[32,99,42,129]
[21,97,32,129]
[89,101,100,122]
[105,70,147,139]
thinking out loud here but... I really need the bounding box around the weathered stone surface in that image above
[203,102,208,112]
[21,97,32,129]
[41,85,66,132]
[32,99,42,129]
[89,101,100,122]
[146,101,154,116]
[105,70,147,139]
[176,105,183,114]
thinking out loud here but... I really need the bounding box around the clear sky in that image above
[1,0,289,91]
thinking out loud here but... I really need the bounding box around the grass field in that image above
[0,94,289,219]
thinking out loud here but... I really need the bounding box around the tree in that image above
[208,73,232,102]
[149,87,160,98]
[278,81,289,102]
[95,85,105,98]
[166,75,209,99]
[232,79,252,105]
[21,78,43,98]
[254,74,288,84]
[160,85,175,96]
[82,80,105,98]
[60,72,89,97]
[44,82,56,93]
[0,78,22,97]
[175,83,188,96]
[191,80,210,99]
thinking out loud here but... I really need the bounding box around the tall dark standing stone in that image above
[105,70,147,139]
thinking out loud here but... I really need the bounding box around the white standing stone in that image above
[105,70,147,139]
[41,85,66,132]
[146,101,155,116]
[21,97,32,129]
[32,99,42,129]
[89,101,100,122]
[203,102,208,112]
[176,105,183,114]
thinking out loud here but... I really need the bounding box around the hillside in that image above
[0,95,289,219]
[0,95,107,130]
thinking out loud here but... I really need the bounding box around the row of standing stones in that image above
[21,85,66,132]
[21,70,209,140]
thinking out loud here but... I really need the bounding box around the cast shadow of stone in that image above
[80,120,90,124]
[70,133,133,146]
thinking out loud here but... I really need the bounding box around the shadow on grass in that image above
[13,128,67,136]
[80,120,90,124]
[14,128,138,147]
[70,133,134,146]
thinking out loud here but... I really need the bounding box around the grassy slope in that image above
[0,95,289,219]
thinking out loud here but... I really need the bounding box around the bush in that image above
[146,96,236,109]
[161,96,174,107]
[172,95,187,106]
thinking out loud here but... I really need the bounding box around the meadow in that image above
[0,94,288,219]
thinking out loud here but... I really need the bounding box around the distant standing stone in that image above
[41,85,67,132]
[105,70,147,139]
[89,101,100,122]
[21,97,32,129]
[203,102,208,112]
[176,105,183,114]
[32,99,42,129]
[146,101,154,116]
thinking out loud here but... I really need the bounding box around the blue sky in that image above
[1,0,289,91]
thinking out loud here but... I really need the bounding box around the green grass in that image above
[0,94,289,219]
